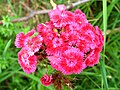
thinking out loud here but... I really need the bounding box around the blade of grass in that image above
[107,0,118,18]
[7,0,17,16]
[100,0,109,90]
[86,75,100,88]
[100,58,108,90]
[3,39,11,58]
[80,71,101,77]
[16,71,40,82]
[0,68,20,83]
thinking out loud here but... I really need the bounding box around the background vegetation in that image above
[0,0,120,90]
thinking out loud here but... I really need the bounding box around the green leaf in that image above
[3,39,12,58]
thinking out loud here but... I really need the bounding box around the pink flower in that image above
[40,74,52,86]
[26,35,43,55]
[15,5,104,76]
[60,48,84,74]
[77,40,90,53]
[49,5,74,28]
[18,48,37,74]
[74,9,88,24]
[49,9,62,23]
[46,45,68,56]
[48,47,85,75]
[37,22,58,45]
[45,37,64,55]
[95,26,104,51]
[56,5,66,11]
[77,23,100,50]
[48,53,62,71]
[60,11,74,27]
[15,30,35,48]
[47,6,104,74]
[84,48,101,66]
[54,38,62,46]
[49,5,66,23]
[49,5,88,28]
[15,32,28,48]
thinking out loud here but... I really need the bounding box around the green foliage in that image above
[0,39,11,73]
[0,15,14,37]
[0,14,30,75]
[0,0,120,90]
[0,15,30,38]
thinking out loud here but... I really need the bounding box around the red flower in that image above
[95,26,104,51]
[18,48,37,74]
[49,5,74,28]
[84,48,101,66]
[15,5,104,76]
[40,74,53,86]
[59,47,85,74]
[74,9,88,24]
[48,53,62,71]
[15,30,35,48]
[26,35,43,55]
[48,47,85,75]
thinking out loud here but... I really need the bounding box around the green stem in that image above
[100,0,109,90]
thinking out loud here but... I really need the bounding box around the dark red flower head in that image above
[40,74,53,86]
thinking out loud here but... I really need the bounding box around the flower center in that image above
[67,60,77,67]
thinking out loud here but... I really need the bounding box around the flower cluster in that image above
[15,5,104,86]
[15,30,43,74]
[40,5,103,75]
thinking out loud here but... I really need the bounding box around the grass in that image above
[100,0,109,90]
[0,0,120,90]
